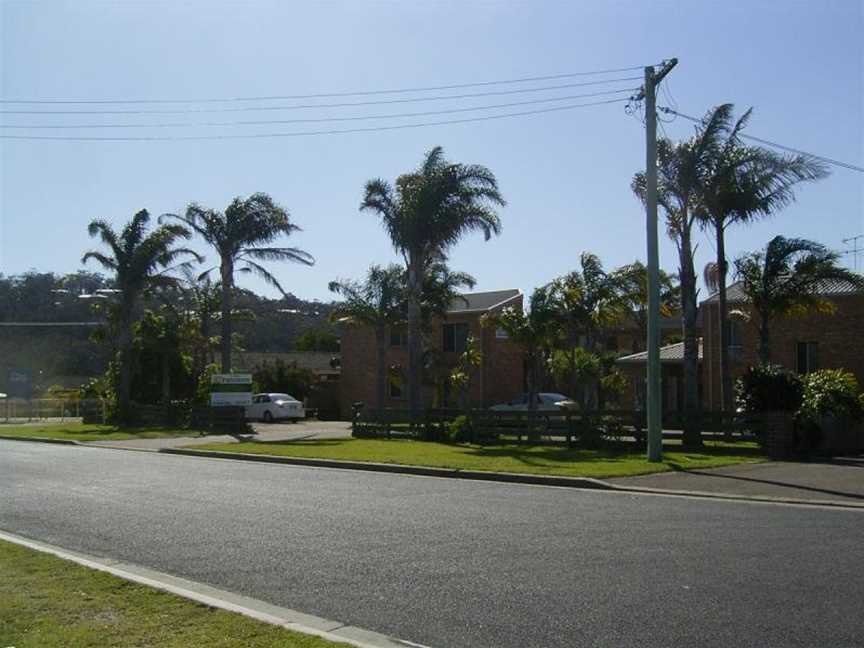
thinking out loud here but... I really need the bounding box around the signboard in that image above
[209,373,252,407]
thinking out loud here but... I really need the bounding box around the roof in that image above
[702,278,864,305]
[446,289,521,314]
[616,339,703,365]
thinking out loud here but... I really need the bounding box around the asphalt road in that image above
[2,440,863,648]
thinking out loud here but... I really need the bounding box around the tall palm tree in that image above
[162,193,314,372]
[361,146,505,415]
[633,105,733,447]
[482,287,558,411]
[82,209,200,423]
[329,265,406,411]
[734,236,864,364]
[696,105,828,414]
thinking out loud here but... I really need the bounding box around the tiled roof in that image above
[702,278,864,305]
[616,339,703,365]
[447,289,521,314]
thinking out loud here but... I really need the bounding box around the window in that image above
[388,368,405,399]
[443,322,469,353]
[495,326,509,340]
[729,320,742,349]
[796,342,818,375]
[389,328,405,347]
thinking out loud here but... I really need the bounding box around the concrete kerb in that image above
[0,434,81,445]
[158,447,616,490]
[0,529,427,648]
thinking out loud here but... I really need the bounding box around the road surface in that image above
[2,440,862,648]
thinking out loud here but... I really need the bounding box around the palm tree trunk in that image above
[374,326,386,411]
[679,225,702,447]
[116,304,134,425]
[716,222,733,416]
[758,314,771,364]
[220,259,233,373]
[406,256,423,418]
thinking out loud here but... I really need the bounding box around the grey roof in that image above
[447,289,521,314]
[702,278,864,305]
[616,339,703,365]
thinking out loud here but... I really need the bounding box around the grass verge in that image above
[193,437,765,479]
[0,539,346,648]
[0,423,199,442]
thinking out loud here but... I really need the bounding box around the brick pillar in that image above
[760,411,795,460]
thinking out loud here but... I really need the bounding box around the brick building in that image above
[616,278,864,413]
[700,279,864,410]
[339,289,525,415]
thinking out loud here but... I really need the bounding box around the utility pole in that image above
[634,58,677,462]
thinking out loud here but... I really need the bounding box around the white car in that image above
[246,393,305,423]
[490,393,574,411]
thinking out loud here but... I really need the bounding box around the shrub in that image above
[797,369,864,428]
[735,364,802,413]
[446,415,473,443]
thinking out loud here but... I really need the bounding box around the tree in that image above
[549,253,628,406]
[294,329,340,352]
[361,146,505,416]
[482,287,557,411]
[161,193,314,373]
[734,236,864,364]
[82,209,200,422]
[695,104,828,414]
[613,261,679,353]
[329,265,406,411]
[633,105,734,446]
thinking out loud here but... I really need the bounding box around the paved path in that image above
[2,440,863,648]
[82,419,352,450]
[608,457,864,503]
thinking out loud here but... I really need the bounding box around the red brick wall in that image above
[701,293,864,410]
[339,296,526,416]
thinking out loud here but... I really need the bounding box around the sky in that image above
[1,0,862,303]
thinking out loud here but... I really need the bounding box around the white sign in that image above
[210,373,252,385]
[210,392,252,407]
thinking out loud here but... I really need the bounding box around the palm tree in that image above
[482,287,557,411]
[695,105,828,414]
[734,236,864,364]
[361,146,505,416]
[82,209,201,423]
[613,261,679,354]
[329,265,406,411]
[549,253,628,406]
[633,105,733,446]
[161,193,314,372]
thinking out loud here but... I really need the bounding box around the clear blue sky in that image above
[1,0,862,301]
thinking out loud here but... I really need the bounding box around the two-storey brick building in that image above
[339,289,525,416]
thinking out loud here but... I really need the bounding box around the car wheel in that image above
[263,411,273,423]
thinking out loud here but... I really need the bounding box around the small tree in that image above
[449,336,482,411]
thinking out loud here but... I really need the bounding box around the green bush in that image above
[735,364,802,413]
[446,415,473,443]
[797,369,864,428]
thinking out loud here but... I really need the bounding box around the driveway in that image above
[608,456,864,503]
[2,440,862,648]
[83,419,352,451]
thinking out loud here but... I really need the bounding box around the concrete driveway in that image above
[83,419,352,451]
[608,456,864,504]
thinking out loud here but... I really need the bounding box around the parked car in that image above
[490,393,574,411]
[246,393,305,423]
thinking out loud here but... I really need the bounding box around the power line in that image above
[0,77,642,116]
[0,65,655,105]
[0,97,628,141]
[0,87,637,129]
[660,107,864,173]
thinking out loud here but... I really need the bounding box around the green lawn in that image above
[194,437,765,479]
[0,422,198,442]
[0,540,346,648]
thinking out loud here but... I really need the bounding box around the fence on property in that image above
[0,398,101,423]
[351,407,757,446]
